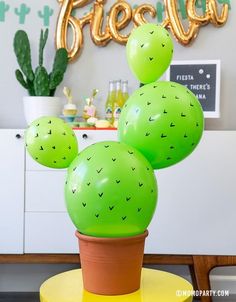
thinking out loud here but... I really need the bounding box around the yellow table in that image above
[40,268,193,302]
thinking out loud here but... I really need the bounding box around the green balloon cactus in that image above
[25,117,78,169]
[118,81,204,169]
[126,23,174,84]
[23,23,204,243]
[13,28,68,96]
[65,141,158,237]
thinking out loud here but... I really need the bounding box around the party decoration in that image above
[65,141,157,237]
[38,5,54,27]
[62,87,78,122]
[14,28,68,96]
[14,3,30,25]
[56,0,230,61]
[126,23,173,84]
[118,81,204,169]
[83,89,98,120]
[25,117,78,169]
[0,1,9,22]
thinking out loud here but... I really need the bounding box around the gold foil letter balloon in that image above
[56,0,92,61]
[56,0,230,61]
[108,0,132,44]
[164,0,229,45]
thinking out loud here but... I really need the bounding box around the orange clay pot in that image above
[75,230,148,295]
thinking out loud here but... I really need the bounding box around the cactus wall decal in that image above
[0,1,9,22]
[14,3,30,24]
[38,5,53,26]
[156,2,165,24]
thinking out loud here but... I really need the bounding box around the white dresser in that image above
[1,130,236,256]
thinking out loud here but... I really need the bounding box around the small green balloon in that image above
[118,81,204,169]
[65,141,158,238]
[126,23,174,84]
[25,117,78,169]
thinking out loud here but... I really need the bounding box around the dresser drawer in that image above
[25,171,66,212]
[24,212,78,253]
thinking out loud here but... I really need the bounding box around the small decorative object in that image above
[65,141,157,294]
[62,86,78,122]
[13,28,68,124]
[83,89,98,120]
[87,117,98,127]
[113,119,118,129]
[95,119,110,128]
[25,116,78,169]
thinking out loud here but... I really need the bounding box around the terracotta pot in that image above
[76,230,148,295]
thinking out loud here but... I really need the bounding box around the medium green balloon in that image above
[126,23,174,84]
[118,81,204,169]
[65,141,157,238]
[25,117,78,169]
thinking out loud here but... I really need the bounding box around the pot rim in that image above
[23,96,61,99]
[75,230,148,243]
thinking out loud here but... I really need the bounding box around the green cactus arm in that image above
[39,28,49,66]
[52,48,68,75]
[49,70,64,90]
[26,79,35,96]
[48,48,68,92]
[13,30,34,81]
[49,88,56,97]
[15,69,28,89]
[34,66,50,96]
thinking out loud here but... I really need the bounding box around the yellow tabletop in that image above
[40,268,193,302]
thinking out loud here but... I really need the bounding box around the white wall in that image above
[0,0,235,129]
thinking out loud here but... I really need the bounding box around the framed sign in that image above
[166,60,221,118]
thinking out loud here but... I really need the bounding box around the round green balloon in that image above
[25,117,78,169]
[126,23,174,84]
[65,141,157,238]
[118,81,204,169]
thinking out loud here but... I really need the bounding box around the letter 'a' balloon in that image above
[118,82,204,169]
[65,141,157,238]
[25,117,78,169]
[126,23,174,84]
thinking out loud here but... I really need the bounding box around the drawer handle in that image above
[82,133,88,139]
[15,134,22,139]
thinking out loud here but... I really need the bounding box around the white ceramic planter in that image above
[23,96,62,125]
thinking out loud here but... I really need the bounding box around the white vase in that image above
[23,96,62,125]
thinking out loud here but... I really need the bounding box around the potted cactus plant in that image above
[13,28,68,125]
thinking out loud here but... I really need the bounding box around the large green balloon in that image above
[65,141,157,238]
[126,23,174,84]
[118,81,204,169]
[25,117,78,169]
